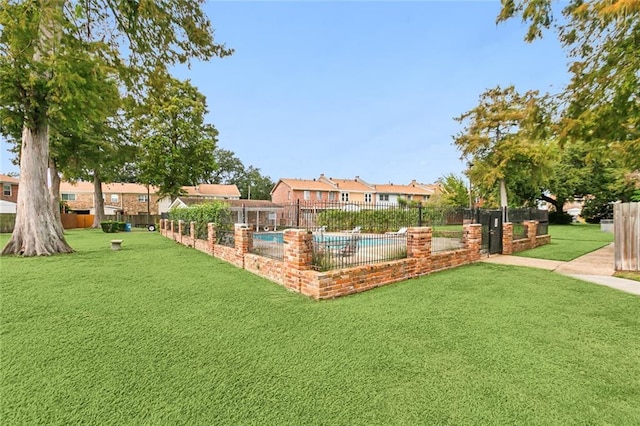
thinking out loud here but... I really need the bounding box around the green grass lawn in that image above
[1,230,639,424]
[514,223,614,261]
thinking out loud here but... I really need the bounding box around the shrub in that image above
[100,221,119,233]
[169,201,232,239]
[117,222,127,231]
[581,198,613,224]
[549,211,573,224]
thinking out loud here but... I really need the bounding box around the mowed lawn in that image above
[1,230,639,424]
[514,223,614,261]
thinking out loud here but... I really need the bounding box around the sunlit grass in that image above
[1,229,639,424]
[514,224,614,261]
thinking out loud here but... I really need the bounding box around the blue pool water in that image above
[253,232,403,247]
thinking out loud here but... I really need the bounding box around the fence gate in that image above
[479,210,503,255]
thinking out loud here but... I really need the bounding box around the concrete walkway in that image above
[481,243,640,296]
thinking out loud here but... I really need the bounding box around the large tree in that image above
[206,147,275,200]
[0,0,231,255]
[453,86,554,213]
[134,77,219,201]
[436,173,473,208]
[497,0,640,172]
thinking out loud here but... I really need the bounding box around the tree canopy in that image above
[0,0,232,256]
[453,86,554,209]
[497,0,640,171]
[134,77,219,200]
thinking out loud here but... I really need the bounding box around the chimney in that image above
[410,180,417,186]
[355,175,359,181]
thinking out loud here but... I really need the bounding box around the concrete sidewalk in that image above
[481,243,640,296]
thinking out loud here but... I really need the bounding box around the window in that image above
[407,195,413,200]
[379,194,389,202]
[138,195,148,202]
[364,193,372,203]
[341,192,349,202]
[303,190,310,200]
[328,192,335,201]
[111,194,119,203]
[316,191,322,200]
[3,184,11,196]
[288,191,291,200]
[61,193,76,201]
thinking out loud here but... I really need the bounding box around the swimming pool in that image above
[253,232,405,247]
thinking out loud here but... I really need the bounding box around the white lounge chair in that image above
[385,227,407,235]
[341,226,361,234]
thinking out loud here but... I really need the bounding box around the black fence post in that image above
[295,199,300,228]
[418,202,423,227]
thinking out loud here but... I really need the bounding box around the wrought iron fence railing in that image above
[251,232,284,261]
[216,229,235,248]
[311,232,408,272]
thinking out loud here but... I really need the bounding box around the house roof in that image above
[0,174,19,184]
[172,197,281,209]
[60,181,158,194]
[182,184,241,198]
[328,177,375,192]
[375,183,434,196]
[273,179,336,192]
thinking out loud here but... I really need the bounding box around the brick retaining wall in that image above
[159,219,548,300]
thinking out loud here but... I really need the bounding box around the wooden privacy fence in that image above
[614,202,640,271]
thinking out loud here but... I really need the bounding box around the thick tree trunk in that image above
[2,125,73,256]
[48,158,65,235]
[539,194,564,214]
[92,172,105,228]
[499,178,508,221]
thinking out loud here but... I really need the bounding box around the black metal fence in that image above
[276,201,472,232]
[251,232,285,261]
[216,228,235,248]
[311,232,408,271]
[508,208,549,237]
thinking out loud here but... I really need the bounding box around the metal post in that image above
[418,202,423,227]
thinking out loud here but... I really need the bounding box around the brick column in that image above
[207,223,216,255]
[234,223,252,266]
[178,220,184,243]
[502,222,513,255]
[170,220,175,240]
[464,223,482,261]
[283,229,313,292]
[407,227,432,276]
[527,220,538,249]
[190,221,196,241]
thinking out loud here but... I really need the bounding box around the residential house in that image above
[319,175,376,204]
[271,175,441,206]
[0,174,19,204]
[168,197,282,230]
[182,184,241,200]
[374,180,436,206]
[60,181,165,215]
[270,176,338,204]
[59,181,242,215]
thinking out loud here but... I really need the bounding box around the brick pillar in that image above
[527,220,538,249]
[283,229,313,292]
[407,227,432,276]
[207,223,216,254]
[190,221,196,240]
[502,222,513,255]
[464,223,482,261]
[178,220,184,243]
[234,223,252,266]
[170,220,175,240]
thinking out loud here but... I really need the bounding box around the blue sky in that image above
[0,0,569,185]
